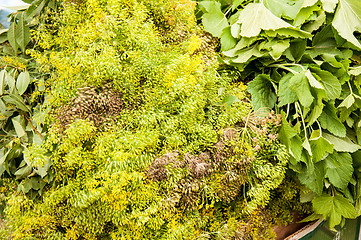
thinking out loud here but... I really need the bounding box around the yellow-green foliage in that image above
[0,0,308,239]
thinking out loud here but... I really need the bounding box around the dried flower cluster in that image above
[56,84,124,128]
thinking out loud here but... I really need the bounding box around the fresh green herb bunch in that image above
[198,0,361,228]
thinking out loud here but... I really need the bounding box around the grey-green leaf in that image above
[15,13,31,52]
[16,71,31,95]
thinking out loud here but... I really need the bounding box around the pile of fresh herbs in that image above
[198,0,361,228]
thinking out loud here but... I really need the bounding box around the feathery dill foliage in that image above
[0,0,307,239]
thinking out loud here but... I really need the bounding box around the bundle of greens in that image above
[199,0,361,228]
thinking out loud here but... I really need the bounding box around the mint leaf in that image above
[247,74,277,109]
[324,152,353,189]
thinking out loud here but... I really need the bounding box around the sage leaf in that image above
[0,69,5,95]
[12,118,26,137]
[7,22,17,53]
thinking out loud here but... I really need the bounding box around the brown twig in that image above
[23,114,43,139]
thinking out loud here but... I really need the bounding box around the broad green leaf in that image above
[261,39,290,60]
[0,69,5,95]
[324,152,353,189]
[338,94,355,109]
[16,71,31,95]
[5,71,15,93]
[310,134,334,162]
[323,133,361,153]
[235,3,311,38]
[12,118,26,137]
[289,71,314,107]
[263,0,302,19]
[306,93,324,126]
[201,1,229,38]
[305,70,323,89]
[222,37,258,57]
[289,39,307,62]
[321,0,338,12]
[15,13,31,52]
[332,0,361,50]
[303,11,326,33]
[302,139,312,156]
[293,0,320,27]
[247,74,277,109]
[279,114,304,161]
[299,161,325,195]
[230,44,264,63]
[319,103,346,137]
[221,27,237,51]
[313,194,356,228]
[278,73,298,106]
[310,67,341,100]
[7,22,17,53]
